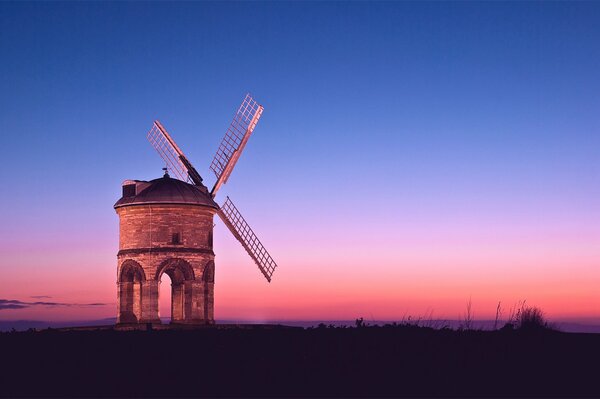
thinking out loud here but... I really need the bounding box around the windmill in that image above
[147,94,277,282]
[114,94,276,326]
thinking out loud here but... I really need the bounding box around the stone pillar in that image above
[182,281,205,323]
[133,282,142,321]
[171,283,184,322]
[140,280,160,324]
[118,281,136,323]
[204,282,215,324]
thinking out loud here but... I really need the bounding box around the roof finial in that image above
[162,167,170,178]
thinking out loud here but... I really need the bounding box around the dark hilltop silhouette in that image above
[1,320,599,397]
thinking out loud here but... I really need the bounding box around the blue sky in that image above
[0,2,598,322]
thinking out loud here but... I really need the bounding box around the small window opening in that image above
[171,233,181,245]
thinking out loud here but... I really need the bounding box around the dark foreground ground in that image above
[1,324,599,397]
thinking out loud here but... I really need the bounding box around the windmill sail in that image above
[218,196,277,282]
[148,120,204,185]
[210,94,263,196]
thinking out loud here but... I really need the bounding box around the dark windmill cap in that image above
[114,174,219,209]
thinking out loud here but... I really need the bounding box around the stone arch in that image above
[156,258,195,323]
[118,260,145,324]
[155,258,195,282]
[119,259,146,283]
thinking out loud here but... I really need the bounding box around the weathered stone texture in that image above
[115,201,218,326]
[118,205,215,251]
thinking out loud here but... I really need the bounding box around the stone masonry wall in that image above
[117,205,215,251]
[116,204,217,324]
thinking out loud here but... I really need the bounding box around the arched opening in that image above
[118,260,145,324]
[159,273,172,322]
[156,258,194,324]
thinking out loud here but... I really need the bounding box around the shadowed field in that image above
[1,325,598,397]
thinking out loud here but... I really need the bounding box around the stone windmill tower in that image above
[114,94,277,326]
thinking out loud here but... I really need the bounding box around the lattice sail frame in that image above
[218,196,277,282]
[210,94,264,195]
[147,121,203,185]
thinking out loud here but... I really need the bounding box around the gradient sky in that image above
[0,2,598,323]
